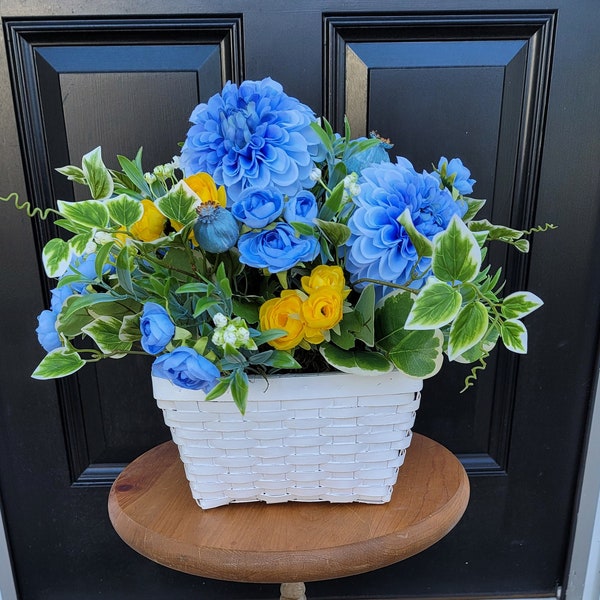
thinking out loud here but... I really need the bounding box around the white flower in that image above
[309,167,322,182]
[144,172,157,184]
[213,312,228,328]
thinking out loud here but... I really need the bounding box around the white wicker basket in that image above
[152,370,422,509]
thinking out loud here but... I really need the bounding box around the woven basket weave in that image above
[152,370,422,509]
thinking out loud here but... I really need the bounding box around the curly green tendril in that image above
[0,192,59,220]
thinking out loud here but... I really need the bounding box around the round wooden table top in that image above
[108,433,469,584]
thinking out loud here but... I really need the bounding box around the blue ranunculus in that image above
[283,190,318,225]
[180,78,324,202]
[345,157,467,298]
[152,347,220,392]
[238,223,319,273]
[435,156,476,196]
[35,286,74,352]
[140,302,175,355]
[231,187,284,229]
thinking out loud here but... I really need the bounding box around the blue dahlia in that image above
[180,78,323,202]
[345,157,467,297]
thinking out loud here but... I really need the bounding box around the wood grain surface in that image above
[108,433,469,583]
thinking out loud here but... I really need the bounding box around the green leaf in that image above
[81,147,114,200]
[57,199,110,229]
[56,164,86,185]
[68,232,94,255]
[432,215,482,284]
[374,291,443,378]
[501,291,543,320]
[332,285,376,349]
[455,325,500,364]
[193,297,221,317]
[94,241,115,279]
[119,313,142,342]
[232,298,260,324]
[204,378,231,401]
[317,179,345,221]
[154,180,198,225]
[61,293,126,322]
[42,238,71,278]
[314,218,351,247]
[81,316,132,356]
[468,219,524,243]
[500,319,528,354]
[106,194,144,228]
[117,152,152,197]
[231,369,249,414]
[397,208,433,258]
[115,245,134,295]
[176,282,210,294]
[290,221,315,237]
[320,343,393,374]
[405,280,462,329]
[267,350,302,369]
[32,348,86,380]
[461,197,487,222]
[447,301,489,361]
[310,121,334,155]
[55,296,95,337]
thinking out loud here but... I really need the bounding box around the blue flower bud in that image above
[193,202,239,253]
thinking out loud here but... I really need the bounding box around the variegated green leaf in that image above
[501,291,543,320]
[82,146,114,200]
[447,301,489,361]
[432,215,482,284]
[500,319,528,354]
[81,316,132,357]
[405,280,462,329]
[42,238,71,278]
[155,180,199,225]
[32,348,85,380]
[57,199,109,229]
[106,194,144,228]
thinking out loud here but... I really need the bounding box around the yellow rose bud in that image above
[301,265,350,298]
[259,290,305,351]
[184,172,227,207]
[301,287,344,331]
[130,199,167,242]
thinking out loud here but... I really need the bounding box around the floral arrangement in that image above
[3,77,553,413]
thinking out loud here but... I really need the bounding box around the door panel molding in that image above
[325,11,556,476]
[3,16,243,486]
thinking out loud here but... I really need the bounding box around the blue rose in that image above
[283,191,318,225]
[231,187,284,228]
[140,302,175,354]
[238,223,319,273]
[152,347,220,392]
[35,287,74,352]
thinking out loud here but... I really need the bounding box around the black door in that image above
[1,1,599,598]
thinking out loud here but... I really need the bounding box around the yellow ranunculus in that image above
[259,290,305,351]
[301,265,350,298]
[184,172,227,207]
[130,199,167,242]
[303,326,325,345]
[301,287,344,332]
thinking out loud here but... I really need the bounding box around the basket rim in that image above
[152,369,423,403]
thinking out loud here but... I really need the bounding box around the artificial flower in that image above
[180,78,323,201]
[151,346,220,391]
[130,199,167,242]
[139,302,175,355]
[259,290,306,350]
